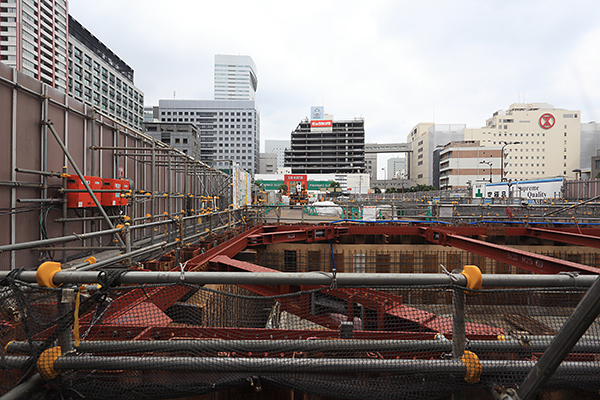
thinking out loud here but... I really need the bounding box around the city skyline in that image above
[67,0,600,152]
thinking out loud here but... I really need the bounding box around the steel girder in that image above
[419,227,600,275]
[243,224,600,275]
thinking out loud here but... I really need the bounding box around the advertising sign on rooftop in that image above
[311,106,324,120]
[310,120,333,132]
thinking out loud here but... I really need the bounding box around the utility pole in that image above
[480,160,493,183]
[500,141,521,182]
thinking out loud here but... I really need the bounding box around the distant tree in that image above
[405,184,436,193]
[596,171,600,179]
[372,187,381,194]
[278,184,288,194]
[329,181,341,189]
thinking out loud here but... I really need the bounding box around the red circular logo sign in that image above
[539,113,555,129]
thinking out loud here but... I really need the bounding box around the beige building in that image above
[465,103,581,180]
[408,103,581,187]
[439,141,501,189]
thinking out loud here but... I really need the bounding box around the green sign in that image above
[255,180,284,191]
[255,180,333,191]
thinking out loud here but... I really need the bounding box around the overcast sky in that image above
[70,0,600,177]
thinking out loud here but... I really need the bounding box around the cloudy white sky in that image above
[70,0,600,176]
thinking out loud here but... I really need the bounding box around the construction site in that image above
[3,63,600,400]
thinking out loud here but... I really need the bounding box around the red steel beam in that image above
[246,225,348,246]
[186,226,262,270]
[420,227,600,275]
[526,227,600,249]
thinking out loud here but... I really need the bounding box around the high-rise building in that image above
[387,157,406,180]
[264,139,290,169]
[285,108,365,174]
[158,100,260,174]
[68,16,144,130]
[0,0,69,91]
[407,123,465,186]
[214,55,257,101]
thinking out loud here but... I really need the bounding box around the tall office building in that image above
[68,16,144,130]
[285,108,365,174]
[0,0,69,92]
[158,100,260,174]
[214,55,257,101]
[387,157,406,180]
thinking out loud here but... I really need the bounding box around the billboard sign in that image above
[473,178,563,199]
[310,120,332,128]
[310,120,333,133]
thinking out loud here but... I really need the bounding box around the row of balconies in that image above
[291,142,363,148]
[285,159,365,166]
[290,148,364,153]
[285,153,364,159]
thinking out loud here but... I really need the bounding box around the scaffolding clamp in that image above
[37,346,61,380]
[461,350,481,384]
[461,265,482,290]
[36,261,62,288]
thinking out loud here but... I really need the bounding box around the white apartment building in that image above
[214,55,258,101]
[68,16,144,130]
[465,103,581,180]
[0,0,68,91]
[158,100,260,174]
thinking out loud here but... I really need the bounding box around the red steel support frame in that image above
[419,227,600,275]
[243,224,600,275]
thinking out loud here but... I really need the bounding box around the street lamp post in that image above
[480,160,493,183]
[381,168,386,193]
[500,141,521,182]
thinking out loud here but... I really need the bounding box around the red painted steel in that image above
[203,256,504,338]
[420,228,600,275]
[243,224,600,274]
[526,227,600,249]
[246,225,348,246]
[186,226,262,270]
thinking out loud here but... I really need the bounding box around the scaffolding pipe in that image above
[0,226,123,252]
[75,241,167,271]
[0,271,596,288]
[0,373,45,400]
[48,357,600,375]
[14,167,62,177]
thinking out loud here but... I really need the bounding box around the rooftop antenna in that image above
[173,91,176,99]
